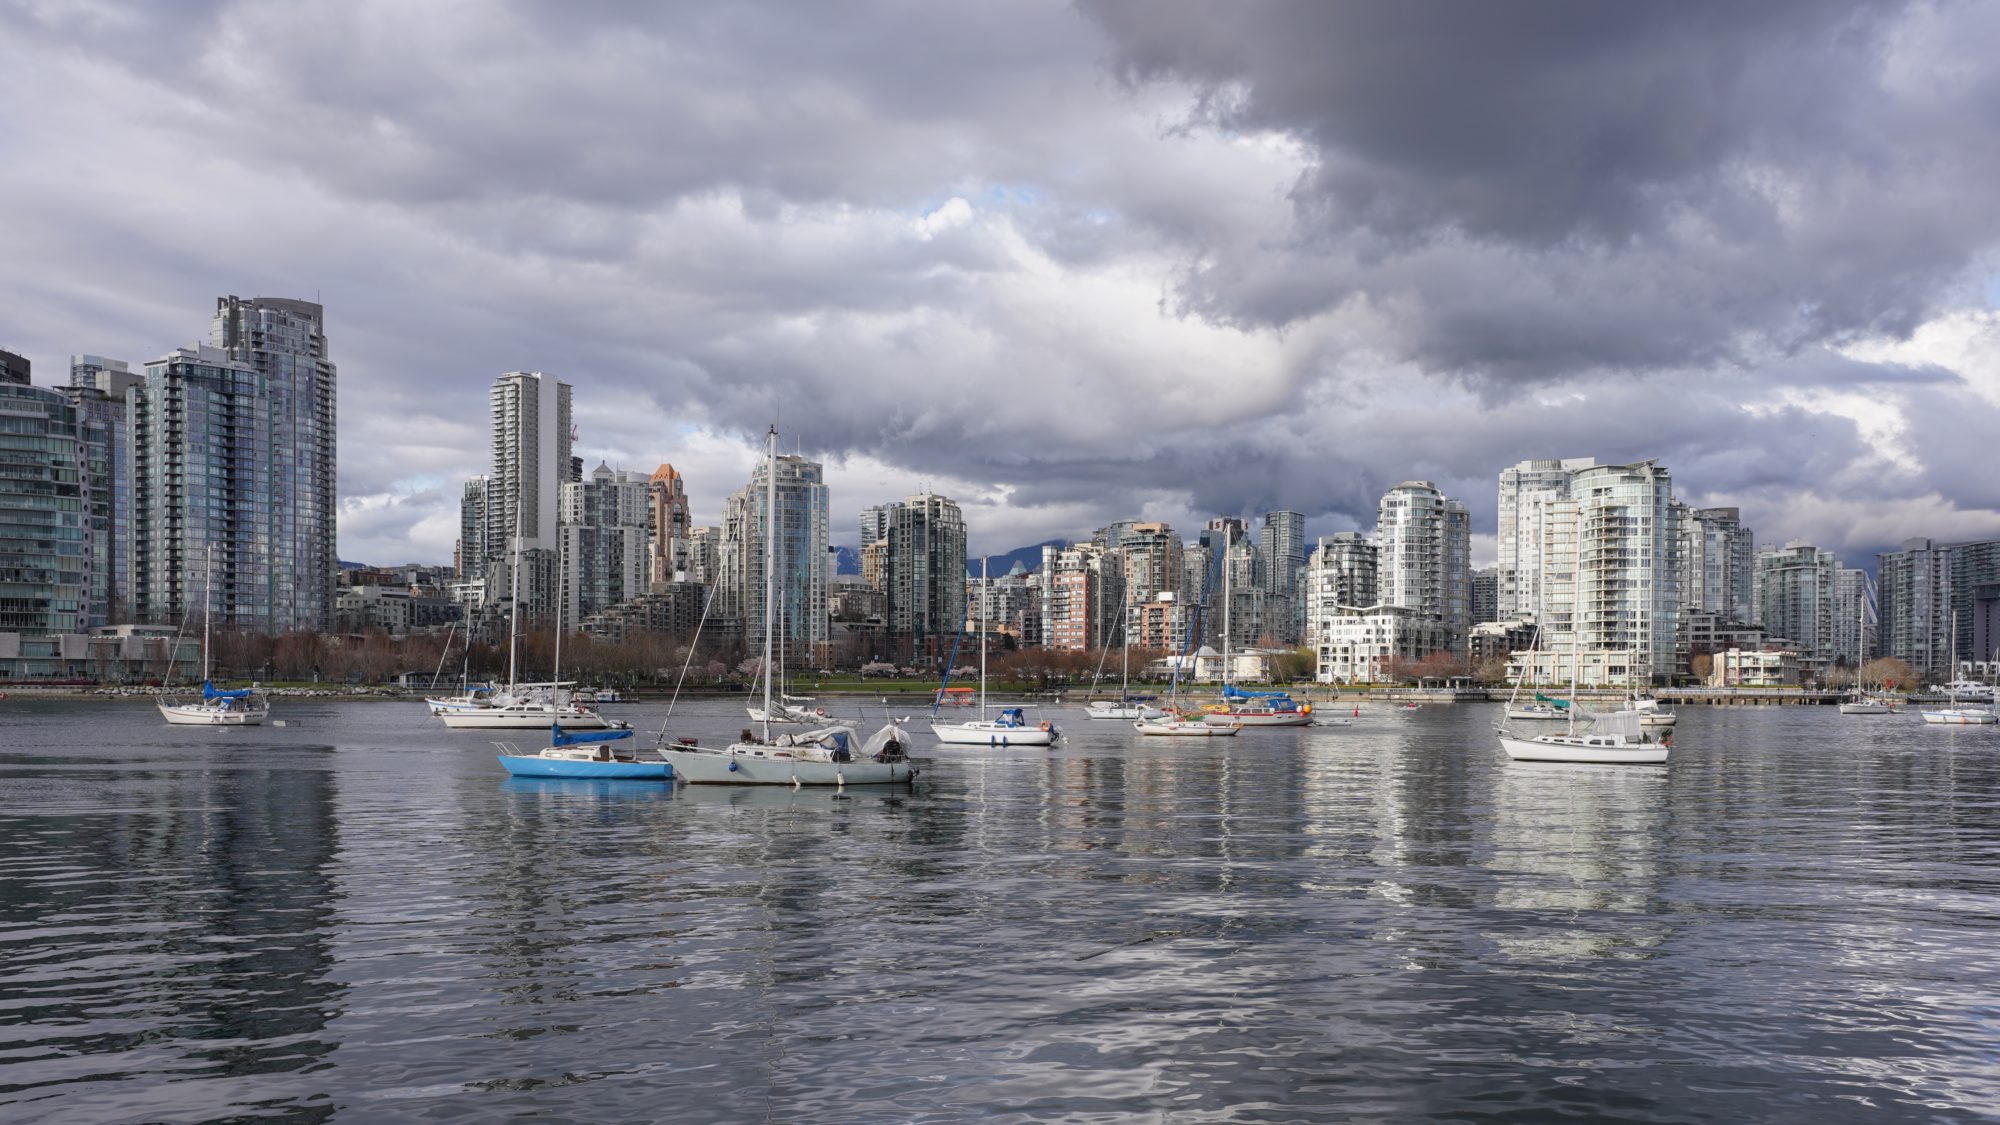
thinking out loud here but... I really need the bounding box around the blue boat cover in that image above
[996,707,1026,727]
[1221,685,1295,702]
[202,681,255,701]
[550,724,635,746]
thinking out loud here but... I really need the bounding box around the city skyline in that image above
[7,3,2000,570]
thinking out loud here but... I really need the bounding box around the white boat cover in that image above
[1583,710,1645,739]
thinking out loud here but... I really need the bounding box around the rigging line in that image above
[658,583,717,743]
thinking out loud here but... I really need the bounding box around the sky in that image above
[5,0,2000,568]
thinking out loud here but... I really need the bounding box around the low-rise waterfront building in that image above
[1707,647,1802,688]
[1316,605,1454,684]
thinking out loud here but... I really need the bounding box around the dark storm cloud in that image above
[1082,0,2000,382]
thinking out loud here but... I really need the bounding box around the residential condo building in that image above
[719,450,830,660]
[1374,480,1472,655]
[211,296,338,631]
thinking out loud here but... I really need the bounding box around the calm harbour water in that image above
[3,698,2000,1123]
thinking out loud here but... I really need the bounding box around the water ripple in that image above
[2,701,2000,1120]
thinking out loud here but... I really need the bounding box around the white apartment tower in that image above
[1496,457,1597,619]
[1374,481,1472,654]
[1513,461,1683,686]
[487,371,573,559]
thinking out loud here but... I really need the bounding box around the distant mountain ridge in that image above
[969,539,1067,577]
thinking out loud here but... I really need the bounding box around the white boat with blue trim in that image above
[931,556,1060,747]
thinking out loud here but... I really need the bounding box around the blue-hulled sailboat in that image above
[496,725,673,780]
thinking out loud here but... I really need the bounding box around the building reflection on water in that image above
[0,747,343,1121]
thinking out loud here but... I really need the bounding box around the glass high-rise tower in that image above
[132,344,274,629]
[0,365,90,636]
[211,296,338,631]
[720,450,830,660]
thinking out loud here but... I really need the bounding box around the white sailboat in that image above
[1503,615,1567,721]
[1085,604,1163,720]
[1495,514,1668,764]
[1921,614,1997,725]
[658,427,915,786]
[159,545,269,726]
[933,557,1060,746]
[438,511,620,730]
[1136,549,1240,736]
[1626,694,1678,728]
[423,621,501,714]
[1200,542,1311,726]
[1497,665,1670,764]
[746,635,822,723]
[1837,692,1895,715]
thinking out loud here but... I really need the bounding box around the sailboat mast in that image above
[1222,538,1232,691]
[1567,506,1582,735]
[553,534,564,690]
[201,540,213,680]
[507,502,522,690]
[759,426,778,740]
[978,555,988,722]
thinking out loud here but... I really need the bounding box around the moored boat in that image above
[1086,699,1164,720]
[1498,709,1670,765]
[1920,615,1996,725]
[1627,695,1677,728]
[934,705,1060,746]
[1201,689,1313,727]
[1920,707,1996,725]
[931,557,1060,747]
[497,726,671,779]
[439,692,626,730]
[158,545,269,726]
[652,428,917,788]
[1136,712,1241,736]
[159,681,270,726]
[661,721,916,785]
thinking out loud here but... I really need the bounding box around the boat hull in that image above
[1201,710,1311,727]
[1920,709,1997,725]
[659,745,915,786]
[1498,734,1668,764]
[1839,703,1894,715]
[496,754,671,779]
[438,707,621,730]
[1136,720,1241,736]
[930,721,1058,746]
[159,702,265,726]
[1085,704,1163,720]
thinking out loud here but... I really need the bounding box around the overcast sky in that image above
[5,0,2000,568]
